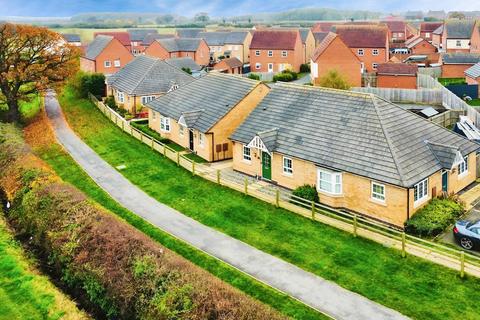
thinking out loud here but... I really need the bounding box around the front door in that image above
[262,152,272,180]
[189,130,194,151]
[268,63,273,73]
[442,170,448,193]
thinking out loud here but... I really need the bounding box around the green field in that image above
[56,85,480,319]
[51,27,176,42]
[0,214,86,320]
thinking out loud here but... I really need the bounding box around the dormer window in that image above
[168,83,179,92]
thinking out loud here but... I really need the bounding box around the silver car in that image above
[453,219,480,250]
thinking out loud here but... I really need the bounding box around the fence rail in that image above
[88,93,480,278]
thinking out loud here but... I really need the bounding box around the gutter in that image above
[407,188,410,221]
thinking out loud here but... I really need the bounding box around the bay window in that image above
[317,168,342,195]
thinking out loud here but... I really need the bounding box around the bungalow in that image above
[197,31,252,63]
[144,38,210,66]
[80,35,134,75]
[106,55,194,115]
[230,83,479,227]
[442,20,480,53]
[146,73,270,162]
[377,63,418,89]
[61,33,82,47]
[405,36,437,55]
[440,52,480,78]
[420,22,443,42]
[249,30,304,73]
[213,57,243,74]
[465,62,480,96]
[333,25,389,73]
[382,20,407,43]
[310,32,362,87]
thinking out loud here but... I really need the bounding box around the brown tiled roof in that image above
[334,25,388,48]
[420,22,443,33]
[381,21,406,33]
[377,63,418,75]
[221,57,243,68]
[94,32,131,46]
[250,30,300,50]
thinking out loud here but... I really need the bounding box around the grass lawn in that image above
[438,77,467,86]
[58,86,480,320]
[467,99,480,107]
[28,112,325,320]
[50,27,176,42]
[130,120,185,152]
[0,94,42,123]
[183,152,208,163]
[0,215,86,320]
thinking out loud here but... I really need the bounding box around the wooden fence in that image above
[417,66,442,78]
[352,87,442,104]
[429,110,465,128]
[89,93,480,278]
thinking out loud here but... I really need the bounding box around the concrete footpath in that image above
[44,91,409,320]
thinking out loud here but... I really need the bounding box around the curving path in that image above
[44,91,409,320]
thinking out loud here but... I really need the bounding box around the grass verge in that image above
[26,108,326,320]
[57,86,480,319]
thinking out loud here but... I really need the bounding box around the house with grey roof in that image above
[145,73,270,161]
[176,28,205,38]
[440,52,480,78]
[144,37,210,66]
[230,83,479,226]
[442,20,480,53]
[80,35,134,75]
[165,57,204,77]
[196,31,252,63]
[106,55,195,115]
[61,33,82,46]
[465,62,480,97]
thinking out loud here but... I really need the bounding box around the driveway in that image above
[44,91,408,320]
[438,207,480,256]
[293,73,311,84]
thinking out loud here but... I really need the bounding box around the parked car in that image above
[453,219,480,250]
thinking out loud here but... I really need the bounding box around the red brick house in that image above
[249,30,303,73]
[144,38,210,66]
[382,20,407,43]
[310,32,362,87]
[405,36,437,55]
[213,57,243,74]
[334,25,389,73]
[94,31,131,51]
[80,35,134,75]
[377,63,418,89]
[442,20,480,53]
[440,53,480,78]
[420,22,443,42]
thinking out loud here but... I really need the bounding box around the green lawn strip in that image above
[130,120,185,152]
[438,77,467,86]
[36,143,326,320]
[59,86,480,320]
[467,99,480,107]
[0,216,69,320]
[183,152,208,163]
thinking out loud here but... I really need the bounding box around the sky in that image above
[1,0,480,18]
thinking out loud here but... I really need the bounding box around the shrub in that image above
[300,63,310,73]
[71,72,106,98]
[404,197,465,237]
[181,67,192,75]
[273,70,298,82]
[104,95,116,109]
[248,73,260,80]
[292,185,319,203]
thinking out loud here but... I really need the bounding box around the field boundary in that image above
[89,93,480,278]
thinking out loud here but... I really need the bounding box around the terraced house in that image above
[146,73,270,162]
[144,38,210,66]
[106,55,194,115]
[197,31,252,63]
[230,84,479,226]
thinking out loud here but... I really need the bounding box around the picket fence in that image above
[89,93,480,278]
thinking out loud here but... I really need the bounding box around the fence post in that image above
[244,178,248,195]
[140,134,143,142]
[401,232,406,258]
[130,126,133,136]
[163,145,167,157]
[217,170,221,184]
[353,215,358,237]
[192,161,195,176]
[176,152,180,166]
[460,251,465,278]
[275,189,280,208]
[151,139,154,149]
[122,120,124,131]
[311,201,315,220]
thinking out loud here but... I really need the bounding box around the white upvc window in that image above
[357,49,364,56]
[160,116,170,132]
[141,96,155,105]
[456,40,462,47]
[413,178,428,204]
[371,182,386,202]
[372,49,379,55]
[458,156,469,176]
[104,60,111,68]
[243,145,251,162]
[255,63,261,70]
[199,133,205,147]
[211,47,216,52]
[425,32,431,38]
[179,125,185,137]
[268,50,273,57]
[255,50,260,56]
[281,51,288,57]
[283,156,293,175]
[317,168,342,195]
[372,63,378,69]
[117,91,124,103]
[114,59,121,67]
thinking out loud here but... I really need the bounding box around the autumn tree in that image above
[317,70,351,90]
[0,23,79,122]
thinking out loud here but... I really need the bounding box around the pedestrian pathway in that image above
[44,91,409,320]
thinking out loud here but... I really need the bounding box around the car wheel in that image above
[460,237,474,250]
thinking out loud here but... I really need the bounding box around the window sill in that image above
[317,190,344,198]
[413,196,429,208]
[458,171,468,179]
[370,198,387,206]
[242,159,252,164]
[282,172,293,178]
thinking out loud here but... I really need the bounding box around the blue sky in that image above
[1,0,480,17]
